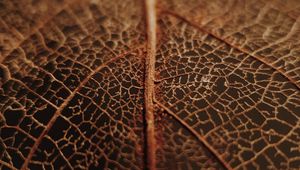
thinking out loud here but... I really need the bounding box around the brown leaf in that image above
[0,0,299,169]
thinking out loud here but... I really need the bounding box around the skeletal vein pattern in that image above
[0,0,300,170]
[154,15,300,169]
[0,0,146,169]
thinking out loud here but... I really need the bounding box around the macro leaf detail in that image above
[0,0,300,169]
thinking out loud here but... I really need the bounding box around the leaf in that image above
[0,0,300,169]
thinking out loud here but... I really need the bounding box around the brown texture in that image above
[0,0,300,169]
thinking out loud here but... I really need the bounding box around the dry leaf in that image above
[0,0,300,169]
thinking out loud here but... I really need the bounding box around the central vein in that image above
[144,0,157,169]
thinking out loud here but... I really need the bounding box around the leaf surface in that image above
[0,0,300,169]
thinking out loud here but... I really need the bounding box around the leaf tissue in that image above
[0,0,300,169]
